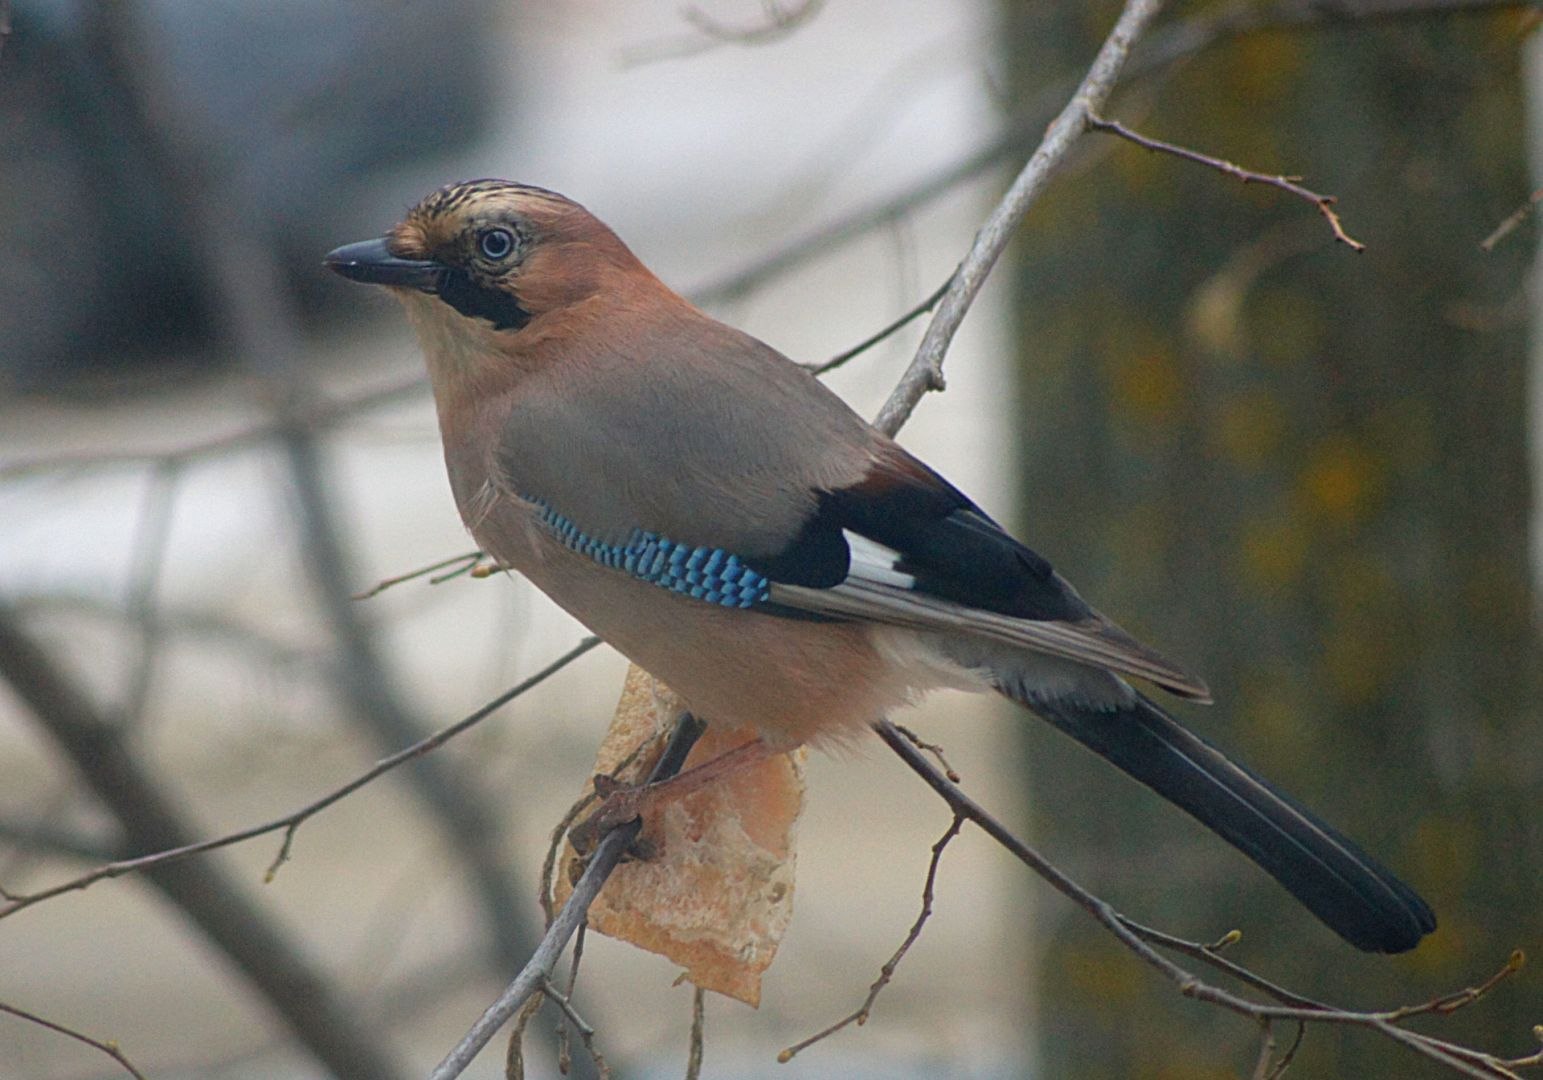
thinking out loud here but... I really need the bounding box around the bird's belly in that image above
[474,504,915,748]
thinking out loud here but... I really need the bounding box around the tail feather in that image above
[1005,684,1436,953]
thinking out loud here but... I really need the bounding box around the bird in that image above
[325,179,1436,954]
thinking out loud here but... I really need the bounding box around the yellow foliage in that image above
[1062,947,1144,1006]
[1252,289,1325,368]
[1153,1061,1241,1080]
[1410,815,1480,890]
[1465,553,1528,624]
[1329,551,1398,614]
[1223,33,1304,105]
[1238,514,1308,590]
[1298,437,1383,522]
[1237,683,1310,771]
[1214,391,1286,468]
[1322,623,1392,706]
[1107,343,1182,424]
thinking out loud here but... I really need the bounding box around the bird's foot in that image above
[568,773,654,858]
[567,736,781,857]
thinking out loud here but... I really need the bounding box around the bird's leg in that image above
[569,736,780,855]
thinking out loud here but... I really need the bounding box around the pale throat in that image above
[397,291,524,409]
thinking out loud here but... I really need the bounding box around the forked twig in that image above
[428,714,707,1080]
[1086,112,1365,250]
[0,1000,148,1080]
[0,637,602,917]
[873,720,1534,1079]
[352,551,488,599]
[1480,188,1543,251]
[779,814,964,1062]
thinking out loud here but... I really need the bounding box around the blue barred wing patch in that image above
[524,497,769,609]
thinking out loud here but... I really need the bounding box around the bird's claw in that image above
[568,774,654,859]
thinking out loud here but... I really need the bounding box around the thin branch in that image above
[0,5,1526,485]
[682,0,825,44]
[0,637,602,918]
[687,0,1526,314]
[873,0,1167,436]
[686,985,707,1080]
[1382,951,1527,1022]
[1086,112,1365,251]
[117,459,182,729]
[0,1000,148,1080]
[892,723,961,783]
[1480,188,1543,251]
[0,820,120,864]
[803,275,955,376]
[619,0,824,67]
[1271,1022,1308,1080]
[873,720,1534,1079]
[779,813,965,1063]
[504,994,546,1080]
[353,551,488,600]
[0,372,430,480]
[555,922,589,1074]
[0,0,1517,499]
[1251,1020,1279,1080]
[429,714,708,1080]
[12,593,321,675]
[539,978,612,1080]
[0,605,408,1080]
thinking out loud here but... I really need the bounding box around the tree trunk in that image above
[1003,5,1542,1076]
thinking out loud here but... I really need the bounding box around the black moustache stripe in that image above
[438,269,532,331]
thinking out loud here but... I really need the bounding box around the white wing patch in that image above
[842,530,917,590]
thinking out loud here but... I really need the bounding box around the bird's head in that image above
[326,181,656,396]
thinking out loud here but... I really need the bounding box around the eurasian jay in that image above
[326,179,1435,954]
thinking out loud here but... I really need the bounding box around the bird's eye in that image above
[477,227,515,261]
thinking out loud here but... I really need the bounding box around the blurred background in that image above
[0,2,1538,1078]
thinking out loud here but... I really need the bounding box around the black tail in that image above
[1010,688,1435,953]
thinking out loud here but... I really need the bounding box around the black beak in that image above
[324,238,444,292]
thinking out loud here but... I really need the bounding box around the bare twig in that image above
[353,551,487,600]
[117,460,182,730]
[1383,951,1527,1021]
[12,593,321,675]
[0,372,431,480]
[1270,1022,1308,1079]
[0,1000,149,1080]
[874,720,1534,1079]
[84,0,544,980]
[804,275,955,376]
[1251,1020,1279,1080]
[688,0,1527,315]
[504,995,545,1080]
[873,0,1167,436]
[620,0,824,67]
[430,714,707,1080]
[555,922,590,1074]
[892,723,961,783]
[779,813,965,1063]
[0,636,602,919]
[686,985,707,1080]
[539,978,612,1080]
[0,606,407,1080]
[1086,112,1365,250]
[684,0,824,43]
[1480,188,1543,251]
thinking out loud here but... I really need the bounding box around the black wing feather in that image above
[748,457,1091,624]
